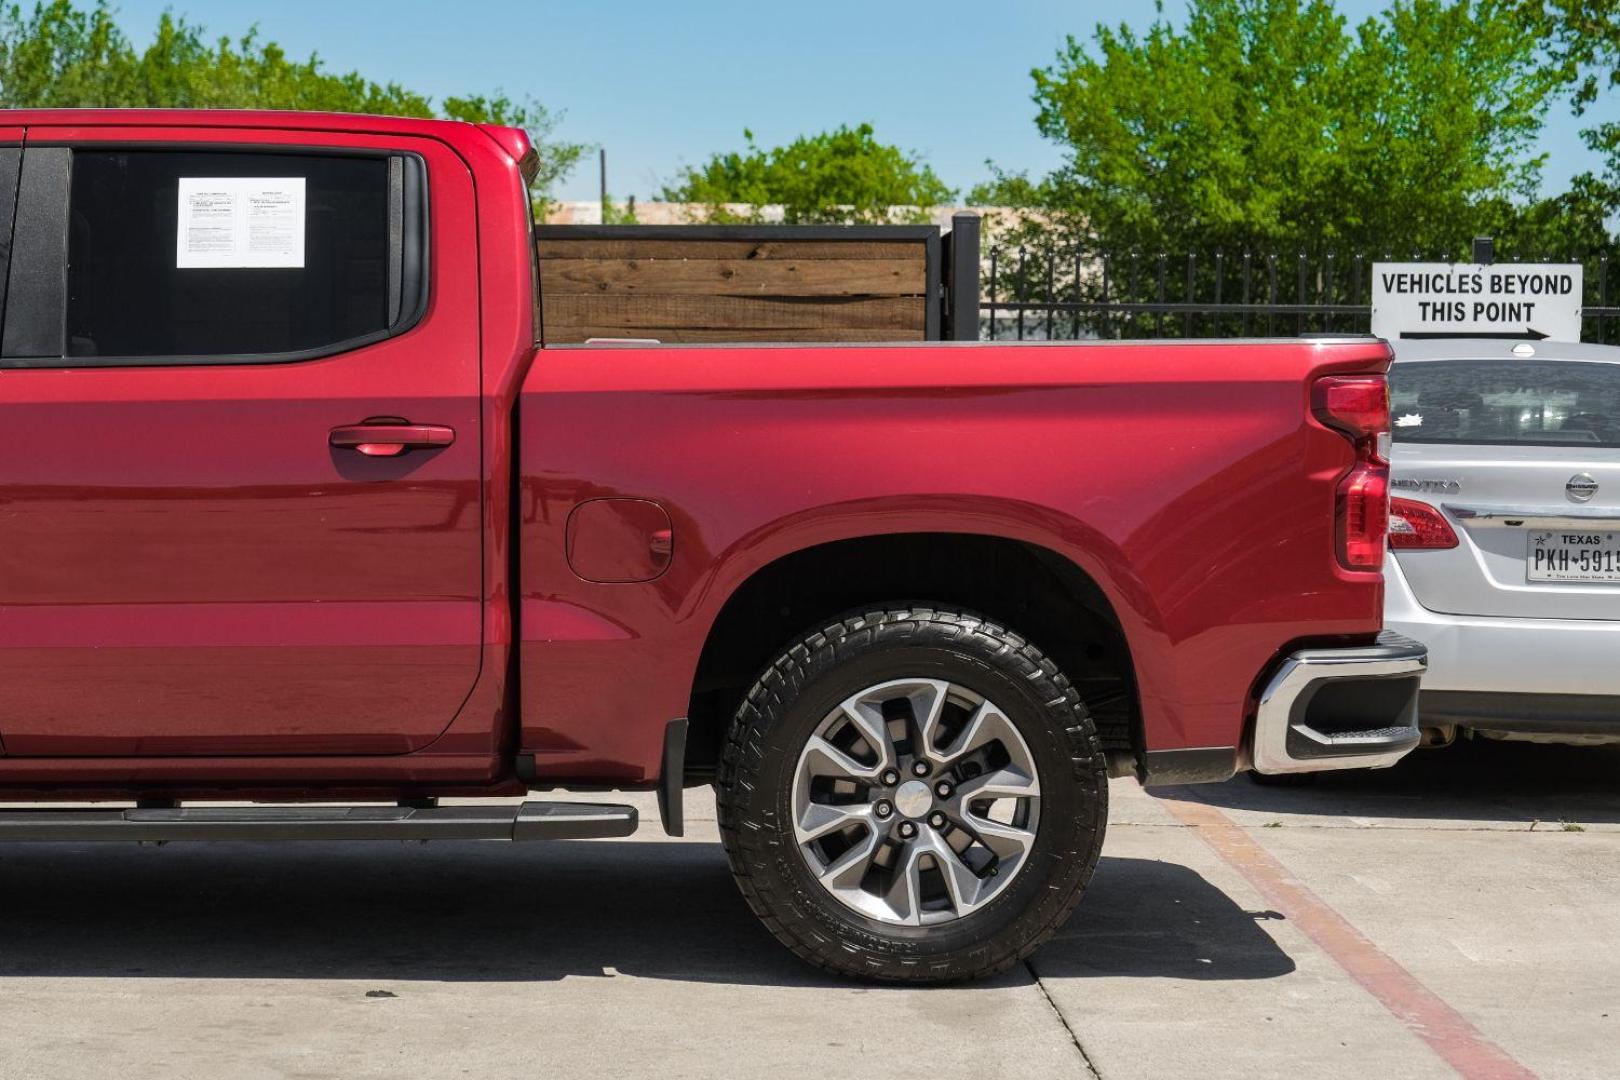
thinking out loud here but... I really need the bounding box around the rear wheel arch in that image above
[685,532,1143,783]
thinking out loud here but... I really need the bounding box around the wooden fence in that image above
[536,222,980,344]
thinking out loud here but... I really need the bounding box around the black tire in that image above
[716,606,1108,983]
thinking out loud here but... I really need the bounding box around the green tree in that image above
[0,0,584,208]
[1514,1,1620,222]
[1478,174,1617,254]
[976,0,1565,254]
[1526,1,1620,155]
[662,123,954,224]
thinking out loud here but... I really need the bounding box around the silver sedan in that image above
[1384,338,1620,745]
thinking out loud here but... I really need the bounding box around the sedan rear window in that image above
[1390,358,1620,449]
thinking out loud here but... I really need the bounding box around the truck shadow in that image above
[1183,739,1620,826]
[0,842,1292,986]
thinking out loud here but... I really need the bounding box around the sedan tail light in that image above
[1389,497,1459,549]
[1313,375,1391,572]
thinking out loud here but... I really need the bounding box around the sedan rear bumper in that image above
[1251,632,1427,775]
[1421,690,1620,736]
[1385,553,1620,697]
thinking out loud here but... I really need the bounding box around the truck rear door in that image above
[0,124,483,756]
[1389,350,1620,621]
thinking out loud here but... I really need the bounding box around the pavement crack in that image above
[1026,957,1102,1079]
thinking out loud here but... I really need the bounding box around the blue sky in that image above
[107,0,1615,203]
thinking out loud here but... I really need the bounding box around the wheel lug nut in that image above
[874,801,893,819]
[880,769,900,786]
[911,761,930,777]
[928,811,947,829]
[898,821,917,839]
[935,781,952,798]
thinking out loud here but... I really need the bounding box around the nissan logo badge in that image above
[1566,473,1599,502]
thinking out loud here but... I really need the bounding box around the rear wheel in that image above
[717,607,1107,982]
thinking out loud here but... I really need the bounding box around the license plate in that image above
[1528,530,1620,582]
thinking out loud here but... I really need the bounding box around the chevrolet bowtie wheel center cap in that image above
[893,780,933,819]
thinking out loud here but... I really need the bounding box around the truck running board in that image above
[0,801,637,842]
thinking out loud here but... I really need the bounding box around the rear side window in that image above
[52,149,424,363]
[1390,359,1620,449]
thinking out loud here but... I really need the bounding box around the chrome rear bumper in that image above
[1252,632,1428,775]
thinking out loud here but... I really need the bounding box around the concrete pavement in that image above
[0,738,1614,1079]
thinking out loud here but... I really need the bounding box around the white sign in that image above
[1371,262,1583,343]
[176,177,305,269]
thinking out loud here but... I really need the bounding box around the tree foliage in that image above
[0,1,584,207]
[1521,0,1620,197]
[975,0,1599,254]
[661,123,954,224]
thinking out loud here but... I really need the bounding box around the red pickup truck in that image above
[0,110,1425,982]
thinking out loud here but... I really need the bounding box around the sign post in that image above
[1370,262,1583,342]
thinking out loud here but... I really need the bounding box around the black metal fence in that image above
[980,245,1620,343]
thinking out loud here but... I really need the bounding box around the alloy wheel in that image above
[789,678,1042,926]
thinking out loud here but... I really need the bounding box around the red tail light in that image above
[1313,375,1391,572]
[1312,376,1388,438]
[1389,497,1459,549]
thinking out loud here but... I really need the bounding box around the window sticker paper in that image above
[177,177,306,269]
